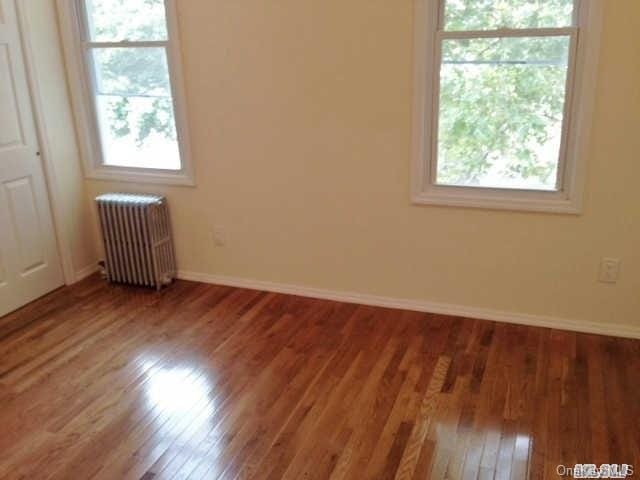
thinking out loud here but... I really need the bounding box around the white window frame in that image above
[411,0,603,213]
[56,0,194,186]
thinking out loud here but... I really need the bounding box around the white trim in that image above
[14,1,75,285]
[56,0,195,186]
[75,263,100,282]
[84,40,168,48]
[178,270,640,340]
[411,0,603,214]
[440,26,577,39]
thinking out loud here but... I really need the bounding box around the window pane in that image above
[436,36,570,190]
[92,47,180,170]
[443,0,574,31]
[85,0,168,42]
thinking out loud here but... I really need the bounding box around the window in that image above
[58,0,193,185]
[412,0,602,213]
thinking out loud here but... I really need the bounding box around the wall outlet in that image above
[212,227,226,247]
[598,257,621,283]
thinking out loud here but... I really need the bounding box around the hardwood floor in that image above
[0,276,637,479]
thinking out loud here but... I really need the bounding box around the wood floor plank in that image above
[0,275,637,479]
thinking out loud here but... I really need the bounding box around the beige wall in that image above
[22,0,98,279]
[75,1,639,331]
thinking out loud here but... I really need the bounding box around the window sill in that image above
[86,166,195,187]
[412,188,582,214]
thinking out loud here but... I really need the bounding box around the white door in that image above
[0,0,64,317]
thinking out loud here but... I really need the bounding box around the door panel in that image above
[0,44,24,149]
[0,0,63,317]
[5,176,45,273]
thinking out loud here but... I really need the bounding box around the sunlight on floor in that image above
[141,360,215,420]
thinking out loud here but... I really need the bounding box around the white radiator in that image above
[96,193,176,290]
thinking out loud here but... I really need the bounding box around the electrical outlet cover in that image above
[598,257,621,283]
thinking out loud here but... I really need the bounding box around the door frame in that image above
[13,0,76,285]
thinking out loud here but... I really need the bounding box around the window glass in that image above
[92,47,180,169]
[436,36,570,190]
[85,0,168,42]
[443,0,574,31]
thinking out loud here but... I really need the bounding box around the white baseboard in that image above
[178,270,640,340]
[74,263,100,283]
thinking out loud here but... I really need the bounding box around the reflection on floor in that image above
[0,275,637,479]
